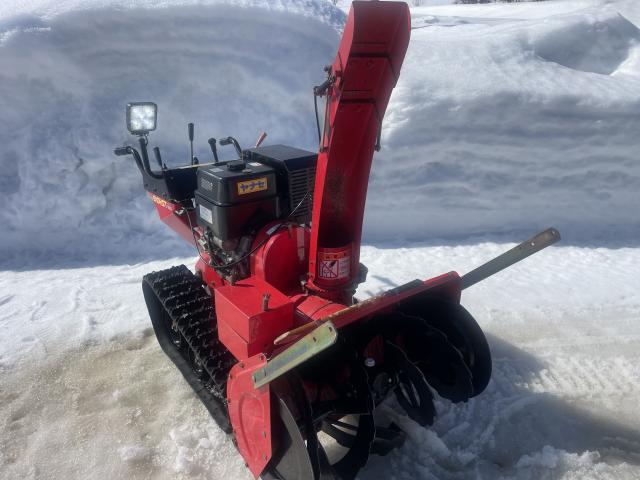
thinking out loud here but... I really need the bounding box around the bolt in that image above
[262,293,271,311]
[364,357,376,368]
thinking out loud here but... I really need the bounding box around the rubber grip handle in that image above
[114,146,129,156]
[188,123,194,142]
[153,146,162,167]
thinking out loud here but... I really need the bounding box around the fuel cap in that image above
[227,160,245,172]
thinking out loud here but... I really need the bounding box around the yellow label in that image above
[237,177,268,195]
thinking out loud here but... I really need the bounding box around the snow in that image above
[2,245,639,479]
[2,0,640,262]
[368,0,640,243]
[0,0,343,262]
[1,0,640,479]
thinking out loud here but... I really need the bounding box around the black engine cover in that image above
[244,145,316,224]
[195,161,279,240]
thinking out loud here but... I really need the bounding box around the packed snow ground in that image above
[1,0,640,479]
[2,245,640,479]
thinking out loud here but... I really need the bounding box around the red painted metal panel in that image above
[325,272,462,330]
[226,354,271,479]
[251,223,309,295]
[295,294,346,323]
[218,317,253,360]
[215,277,294,359]
[148,192,197,246]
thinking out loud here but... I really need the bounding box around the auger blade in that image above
[404,320,474,403]
[399,299,492,397]
[385,341,437,426]
[265,396,316,480]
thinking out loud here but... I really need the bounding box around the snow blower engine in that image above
[114,2,560,478]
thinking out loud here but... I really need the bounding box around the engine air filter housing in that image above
[244,145,316,224]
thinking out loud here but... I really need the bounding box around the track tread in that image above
[143,265,235,432]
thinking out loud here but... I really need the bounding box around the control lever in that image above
[219,136,243,158]
[255,132,267,148]
[188,122,195,165]
[208,138,220,164]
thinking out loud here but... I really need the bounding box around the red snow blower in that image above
[114,2,559,478]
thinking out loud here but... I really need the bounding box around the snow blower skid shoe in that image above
[115,1,562,478]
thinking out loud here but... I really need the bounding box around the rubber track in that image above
[143,265,235,433]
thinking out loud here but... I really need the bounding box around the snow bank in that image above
[367,1,640,244]
[1,0,639,265]
[0,0,342,263]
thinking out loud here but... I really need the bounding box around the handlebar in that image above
[113,142,163,180]
[114,146,130,156]
[208,138,219,164]
[219,136,243,158]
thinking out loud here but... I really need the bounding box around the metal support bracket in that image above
[252,321,338,389]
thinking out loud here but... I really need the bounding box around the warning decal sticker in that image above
[318,248,350,280]
[199,204,213,224]
[237,177,268,195]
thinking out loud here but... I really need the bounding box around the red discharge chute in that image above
[308,1,411,298]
